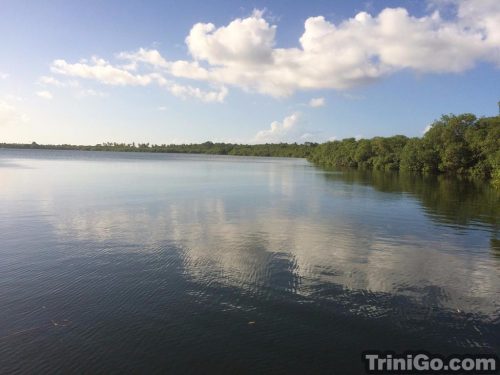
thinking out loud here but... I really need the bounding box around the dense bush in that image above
[308,114,499,185]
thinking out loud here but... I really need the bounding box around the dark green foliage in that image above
[309,114,500,186]
[308,135,410,171]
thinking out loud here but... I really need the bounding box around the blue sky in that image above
[1,0,499,145]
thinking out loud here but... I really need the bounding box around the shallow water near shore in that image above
[0,149,498,374]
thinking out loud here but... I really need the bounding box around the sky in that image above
[1,0,499,145]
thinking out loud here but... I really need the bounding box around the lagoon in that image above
[0,149,498,374]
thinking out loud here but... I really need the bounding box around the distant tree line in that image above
[1,113,499,186]
[0,140,317,158]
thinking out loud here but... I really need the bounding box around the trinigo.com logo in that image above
[362,351,499,374]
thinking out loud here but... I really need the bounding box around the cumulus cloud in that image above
[0,100,29,126]
[49,55,226,103]
[163,1,500,96]
[186,9,276,66]
[181,2,500,95]
[36,90,53,100]
[309,97,325,107]
[117,48,169,69]
[168,84,228,103]
[51,57,158,86]
[47,1,500,98]
[254,112,307,143]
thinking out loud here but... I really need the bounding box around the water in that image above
[0,149,499,374]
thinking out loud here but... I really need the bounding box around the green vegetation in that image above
[308,114,500,186]
[0,140,317,158]
[1,113,499,185]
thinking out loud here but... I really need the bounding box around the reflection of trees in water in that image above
[491,238,500,258]
[321,168,500,253]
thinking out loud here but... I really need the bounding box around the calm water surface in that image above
[0,149,499,374]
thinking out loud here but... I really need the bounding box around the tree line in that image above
[0,140,317,158]
[1,113,499,186]
[308,114,499,187]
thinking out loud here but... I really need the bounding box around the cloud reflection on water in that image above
[1,150,499,322]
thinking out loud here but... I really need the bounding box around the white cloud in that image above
[38,75,79,88]
[169,2,500,96]
[186,9,276,66]
[38,75,107,99]
[117,48,169,69]
[254,112,305,143]
[309,97,325,107]
[49,56,226,103]
[38,75,65,86]
[0,100,29,126]
[254,112,335,144]
[0,72,9,80]
[168,84,228,103]
[36,90,53,100]
[157,106,167,111]
[47,2,500,98]
[423,124,433,133]
[51,57,158,86]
